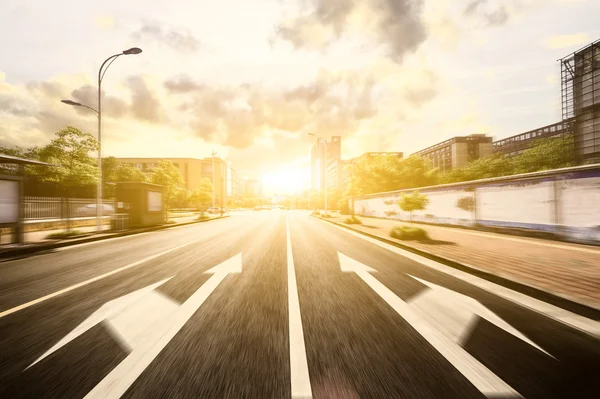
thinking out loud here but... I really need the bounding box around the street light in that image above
[307,133,328,213]
[62,47,142,232]
[60,100,98,114]
[348,158,356,218]
[212,150,217,210]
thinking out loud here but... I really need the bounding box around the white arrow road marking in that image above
[286,216,313,399]
[80,254,242,399]
[338,252,522,398]
[323,220,600,338]
[26,277,177,369]
[408,275,553,357]
[0,232,221,320]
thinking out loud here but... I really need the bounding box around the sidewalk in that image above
[322,215,600,310]
[0,215,213,246]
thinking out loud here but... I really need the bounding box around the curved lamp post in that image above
[62,47,142,232]
[307,133,328,213]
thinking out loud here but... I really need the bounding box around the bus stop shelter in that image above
[0,155,53,244]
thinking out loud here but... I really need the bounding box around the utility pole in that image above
[212,150,217,210]
[350,160,355,217]
[220,176,224,216]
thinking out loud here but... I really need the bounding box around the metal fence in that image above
[24,197,117,220]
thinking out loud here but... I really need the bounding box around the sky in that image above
[1,0,599,195]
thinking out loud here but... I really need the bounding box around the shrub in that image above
[338,197,351,215]
[344,216,362,225]
[321,213,333,218]
[46,230,85,239]
[389,226,429,241]
[197,212,210,221]
[311,210,321,216]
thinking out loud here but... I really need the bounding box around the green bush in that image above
[197,212,210,221]
[46,230,85,239]
[389,226,429,241]
[344,216,362,225]
[321,213,333,218]
[311,210,321,216]
[338,197,351,215]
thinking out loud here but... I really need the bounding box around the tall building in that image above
[201,157,228,206]
[493,121,572,156]
[326,159,349,192]
[413,134,493,173]
[227,167,245,204]
[560,38,600,164]
[310,136,341,191]
[245,179,263,197]
[116,157,228,206]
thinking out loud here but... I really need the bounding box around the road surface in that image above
[0,211,598,398]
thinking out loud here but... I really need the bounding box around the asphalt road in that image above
[0,211,598,399]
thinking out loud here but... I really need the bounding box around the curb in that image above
[0,215,231,260]
[314,215,600,320]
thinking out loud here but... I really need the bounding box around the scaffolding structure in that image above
[560,38,600,164]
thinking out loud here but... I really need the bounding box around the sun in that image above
[262,168,309,196]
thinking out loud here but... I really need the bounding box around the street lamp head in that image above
[306,132,315,137]
[61,99,82,107]
[122,47,142,55]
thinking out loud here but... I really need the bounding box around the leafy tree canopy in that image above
[150,159,184,208]
[30,126,99,190]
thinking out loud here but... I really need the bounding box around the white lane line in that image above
[286,216,313,398]
[0,232,218,319]
[321,219,600,338]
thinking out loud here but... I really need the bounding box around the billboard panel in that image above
[147,191,163,212]
[0,179,19,224]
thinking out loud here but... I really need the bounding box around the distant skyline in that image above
[1,0,600,195]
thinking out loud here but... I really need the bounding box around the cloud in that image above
[275,0,427,62]
[164,75,204,93]
[127,76,165,123]
[1,57,441,175]
[543,33,590,49]
[463,0,510,26]
[132,22,202,52]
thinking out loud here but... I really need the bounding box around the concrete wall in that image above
[354,166,600,243]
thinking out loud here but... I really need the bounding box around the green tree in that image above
[0,145,40,175]
[351,155,439,196]
[150,160,184,211]
[190,177,213,210]
[117,163,146,182]
[513,135,574,173]
[443,135,574,184]
[443,154,514,183]
[337,196,351,215]
[102,157,146,198]
[31,127,99,231]
[172,188,191,208]
[398,191,429,224]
